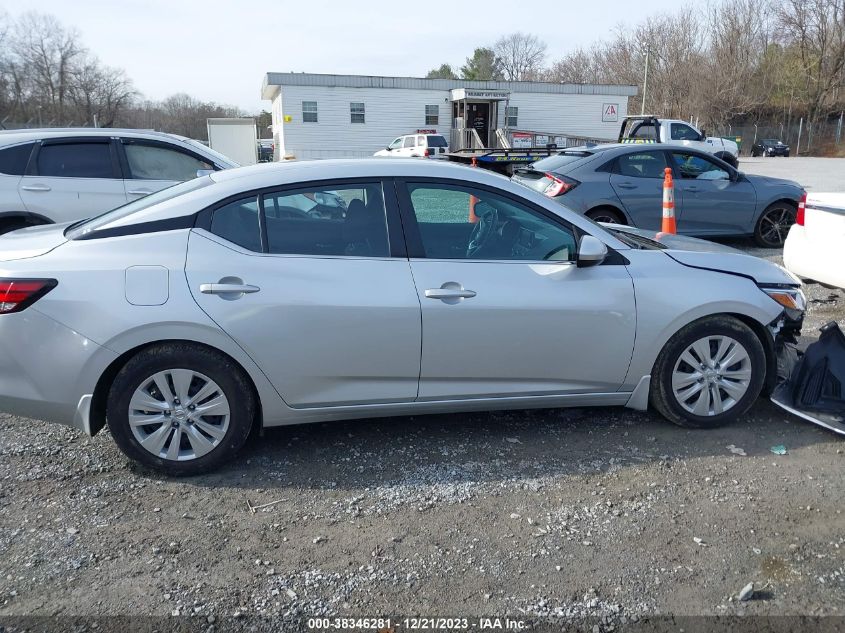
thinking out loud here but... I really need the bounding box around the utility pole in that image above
[641,47,650,116]
[837,111,843,145]
[796,117,803,155]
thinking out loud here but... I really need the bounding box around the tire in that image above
[650,315,766,429]
[754,202,797,248]
[586,207,626,225]
[107,343,256,476]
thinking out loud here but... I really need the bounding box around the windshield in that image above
[65,176,214,239]
[530,151,593,173]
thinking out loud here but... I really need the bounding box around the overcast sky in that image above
[2,0,682,112]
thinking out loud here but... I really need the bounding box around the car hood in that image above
[746,173,803,192]
[0,222,69,262]
[607,224,801,285]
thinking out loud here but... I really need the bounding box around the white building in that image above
[261,73,637,159]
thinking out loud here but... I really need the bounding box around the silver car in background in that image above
[0,159,805,475]
[512,144,804,248]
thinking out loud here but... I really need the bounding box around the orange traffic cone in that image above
[660,167,677,235]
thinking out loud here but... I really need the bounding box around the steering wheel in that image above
[466,204,498,258]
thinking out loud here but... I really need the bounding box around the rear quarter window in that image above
[426,136,448,148]
[0,143,35,175]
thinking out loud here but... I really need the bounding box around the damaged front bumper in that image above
[771,321,845,435]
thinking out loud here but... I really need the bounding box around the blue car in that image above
[511,144,804,247]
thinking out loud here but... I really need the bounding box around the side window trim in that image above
[394,177,581,261]
[26,137,121,179]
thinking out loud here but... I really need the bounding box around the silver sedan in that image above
[0,159,806,475]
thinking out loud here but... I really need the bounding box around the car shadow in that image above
[146,398,842,492]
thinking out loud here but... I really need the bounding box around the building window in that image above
[425,105,439,126]
[302,101,318,123]
[350,102,365,124]
[506,106,518,128]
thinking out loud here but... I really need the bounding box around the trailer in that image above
[207,118,258,166]
[445,146,567,175]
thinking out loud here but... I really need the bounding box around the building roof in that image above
[262,72,638,100]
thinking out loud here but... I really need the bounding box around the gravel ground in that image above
[1,160,844,631]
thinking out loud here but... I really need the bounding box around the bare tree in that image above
[493,32,547,81]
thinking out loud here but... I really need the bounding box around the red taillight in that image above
[0,279,57,314]
[424,148,431,157]
[542,173,579,197]
[796,192,806,226]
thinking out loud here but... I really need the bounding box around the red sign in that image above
[416,129,436,134]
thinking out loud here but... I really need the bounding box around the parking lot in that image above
[1,158,843,630]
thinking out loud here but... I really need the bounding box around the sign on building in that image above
[602,103,619,122]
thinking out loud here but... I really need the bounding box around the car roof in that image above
[0,127,195,145]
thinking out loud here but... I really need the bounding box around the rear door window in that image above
[0,143,35,175]
[403,137,416,148]
[37,142,114,178]
[263,183,389,257]
[615,151,668,178]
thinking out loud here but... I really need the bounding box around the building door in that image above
[470,103,490,146]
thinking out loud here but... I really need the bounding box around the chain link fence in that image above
[712,114,845,157]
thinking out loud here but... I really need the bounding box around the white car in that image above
[783,192,845,289]
[374,134,449,158]
[0,128,238,234]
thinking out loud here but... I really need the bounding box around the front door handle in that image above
[200,283,260,295]
[424,288,476,300]
[616,182,636,189]
[685,186,701,193]
[21,184,51,192]
[127,189,154,196]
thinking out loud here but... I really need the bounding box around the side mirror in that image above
[577,235,608,268]
[196,169,214,178]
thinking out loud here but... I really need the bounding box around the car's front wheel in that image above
[650,316,766,429]
[107,343,255,475]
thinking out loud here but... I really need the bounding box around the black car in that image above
[751,139,790,157]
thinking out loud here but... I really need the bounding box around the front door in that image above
[397,180,636,400]
[668,151,757,235]
[608,150,669,230]
[186,180,422,408]
[19,138,126,223]
[469,103,490,147]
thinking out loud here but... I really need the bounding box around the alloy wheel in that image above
[758,206,795,247]
[671,335,752,416]
[128,369,230,461]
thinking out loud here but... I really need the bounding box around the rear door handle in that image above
[685,186,701,192]
[424,288,477,300]
[127,189,154,196]
[21,184,51,192]
[200,283,260,295]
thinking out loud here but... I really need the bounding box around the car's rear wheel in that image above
[650,316,766,429]
[586,207,626,225]
[107,343,255,476]
[754,202,796,248]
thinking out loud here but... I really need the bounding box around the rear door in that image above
[396,179,636,400]
[608,150,668,230]
[669,151,756,235]
[18,138,126,223]
[119,138,217,201]
[186,178,422,408]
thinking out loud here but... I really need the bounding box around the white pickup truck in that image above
[618,116,740,168]
[784,192,845,290]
